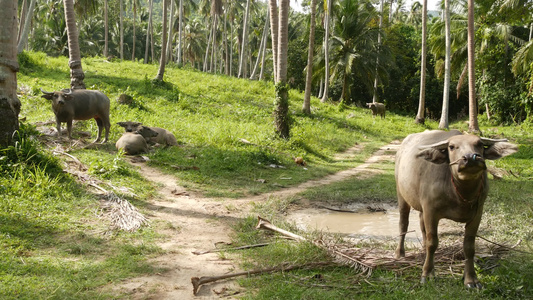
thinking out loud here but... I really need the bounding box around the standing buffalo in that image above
[366,102,386,119]
[395,130,517,288]
[41,89,111,143]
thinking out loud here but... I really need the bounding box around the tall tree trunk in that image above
[224,12,229,75]
[303,0,317,114]
[259,28,268,80]
[167,0,175,62]
[211,15,218,73]
[415,0,427,124]
[155,0,169,80]
[269,0,278,82]
[120,0,124,60]
[274,0,290,139]
[104,0,108,57]
[0,0,21,147]
[203,21,213,72]
[321,0,331,103]
[238,0,251,78]
[372,0,384,103]
[17,0,36,54]
[467,0,479,132]
[251,10,270,80]
[132,2,137,61]
[63,0,86,89]
[17,0,28,43]
[144,0,153,63]
[318,78,324,98]
[177,0,183,64]
[438,0,451,129]
[229,22,234,76]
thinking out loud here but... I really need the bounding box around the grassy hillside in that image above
[2,51,531,299]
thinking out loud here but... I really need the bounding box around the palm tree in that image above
[63,0,86,89]
[438,0,451,129]
[303,0,317,114]
[120,0,124,59]
[104,0,108,57]
[156,0,169,80]
[321,0,332,103]
[130,0,141,61]
[372,0,384,103]
[467,0,479,132]
[270,0,290,138]
[17,0,37,53]
[269,0,278,82]
[329,0,381,105]
[415,0,427,124]
[0,0,21,147]
[238,0,251,78]
[144,0,154,63]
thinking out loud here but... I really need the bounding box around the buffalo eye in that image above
[449,145,455,151]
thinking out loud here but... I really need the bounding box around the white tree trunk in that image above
[438,0,451,129]
[238,0,251,78]
[17,0,36,54]
[321,0,331,103]
[415,0,427,123]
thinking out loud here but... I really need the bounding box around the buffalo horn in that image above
[40,88,54,95]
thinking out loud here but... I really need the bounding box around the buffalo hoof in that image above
[466,282,483,289]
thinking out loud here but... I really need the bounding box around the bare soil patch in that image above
[109,141,403,299]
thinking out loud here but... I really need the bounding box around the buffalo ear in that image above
[117,122,127,128]
[416,141,449,164]
[484,141,518,160]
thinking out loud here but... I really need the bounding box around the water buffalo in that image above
[117,121,178,146]
[366,102,385,119]
[41,88,111,143]
[394,130,517,288]
[115,132,149,155]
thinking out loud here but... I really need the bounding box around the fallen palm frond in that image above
[52,149,148,232]
[101,192,149,232]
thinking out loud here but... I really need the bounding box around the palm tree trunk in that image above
[467,0,479,132]
[120,0,124,60]
[224,12,229,75]
[438,0,451,129]
[238,0,251,78]
[203,21,213,72]
[177,0,183,64]
[155,0,169,80]
[17,0,28,43]
[229,22,234,76]
[259,30,268,80]
[0,0,21,147]
[303,0,317,114]
[372,0,384,103]
[269,0,278,82]
[274,0,290,139]
[318,78,324,98]
[104,0,108,57]
[321,0,331,103]
[415,0,427,124]
[167,0,175,62]
[144,0,153,63]
[251,10,270,80]
[17,0,36,54]
[132,2,137,61]
[63,0,86,89]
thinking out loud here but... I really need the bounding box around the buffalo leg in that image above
[94,117,103,143]
[463,213,483,288]
[55,118,62,138]
[421,211,439,283]
[66,120,73,140]
[395,196,410,258]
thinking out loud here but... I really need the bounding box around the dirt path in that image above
[112,141,401,299]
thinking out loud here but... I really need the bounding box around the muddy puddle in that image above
[287,204,461,243]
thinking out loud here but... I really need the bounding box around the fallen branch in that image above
[192,243,271,255]
[256,216,373,275]
[191,262,331,295]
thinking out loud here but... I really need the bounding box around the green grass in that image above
[7,51,533,299]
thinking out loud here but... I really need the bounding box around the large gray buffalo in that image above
[41,88,111,143]
[394,130,517,288]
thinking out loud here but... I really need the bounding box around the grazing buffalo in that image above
[394,130,517,288]
[366,102,386,119]
[117,121,178,146]
[41,88,111,143]
[115,132,149,155]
